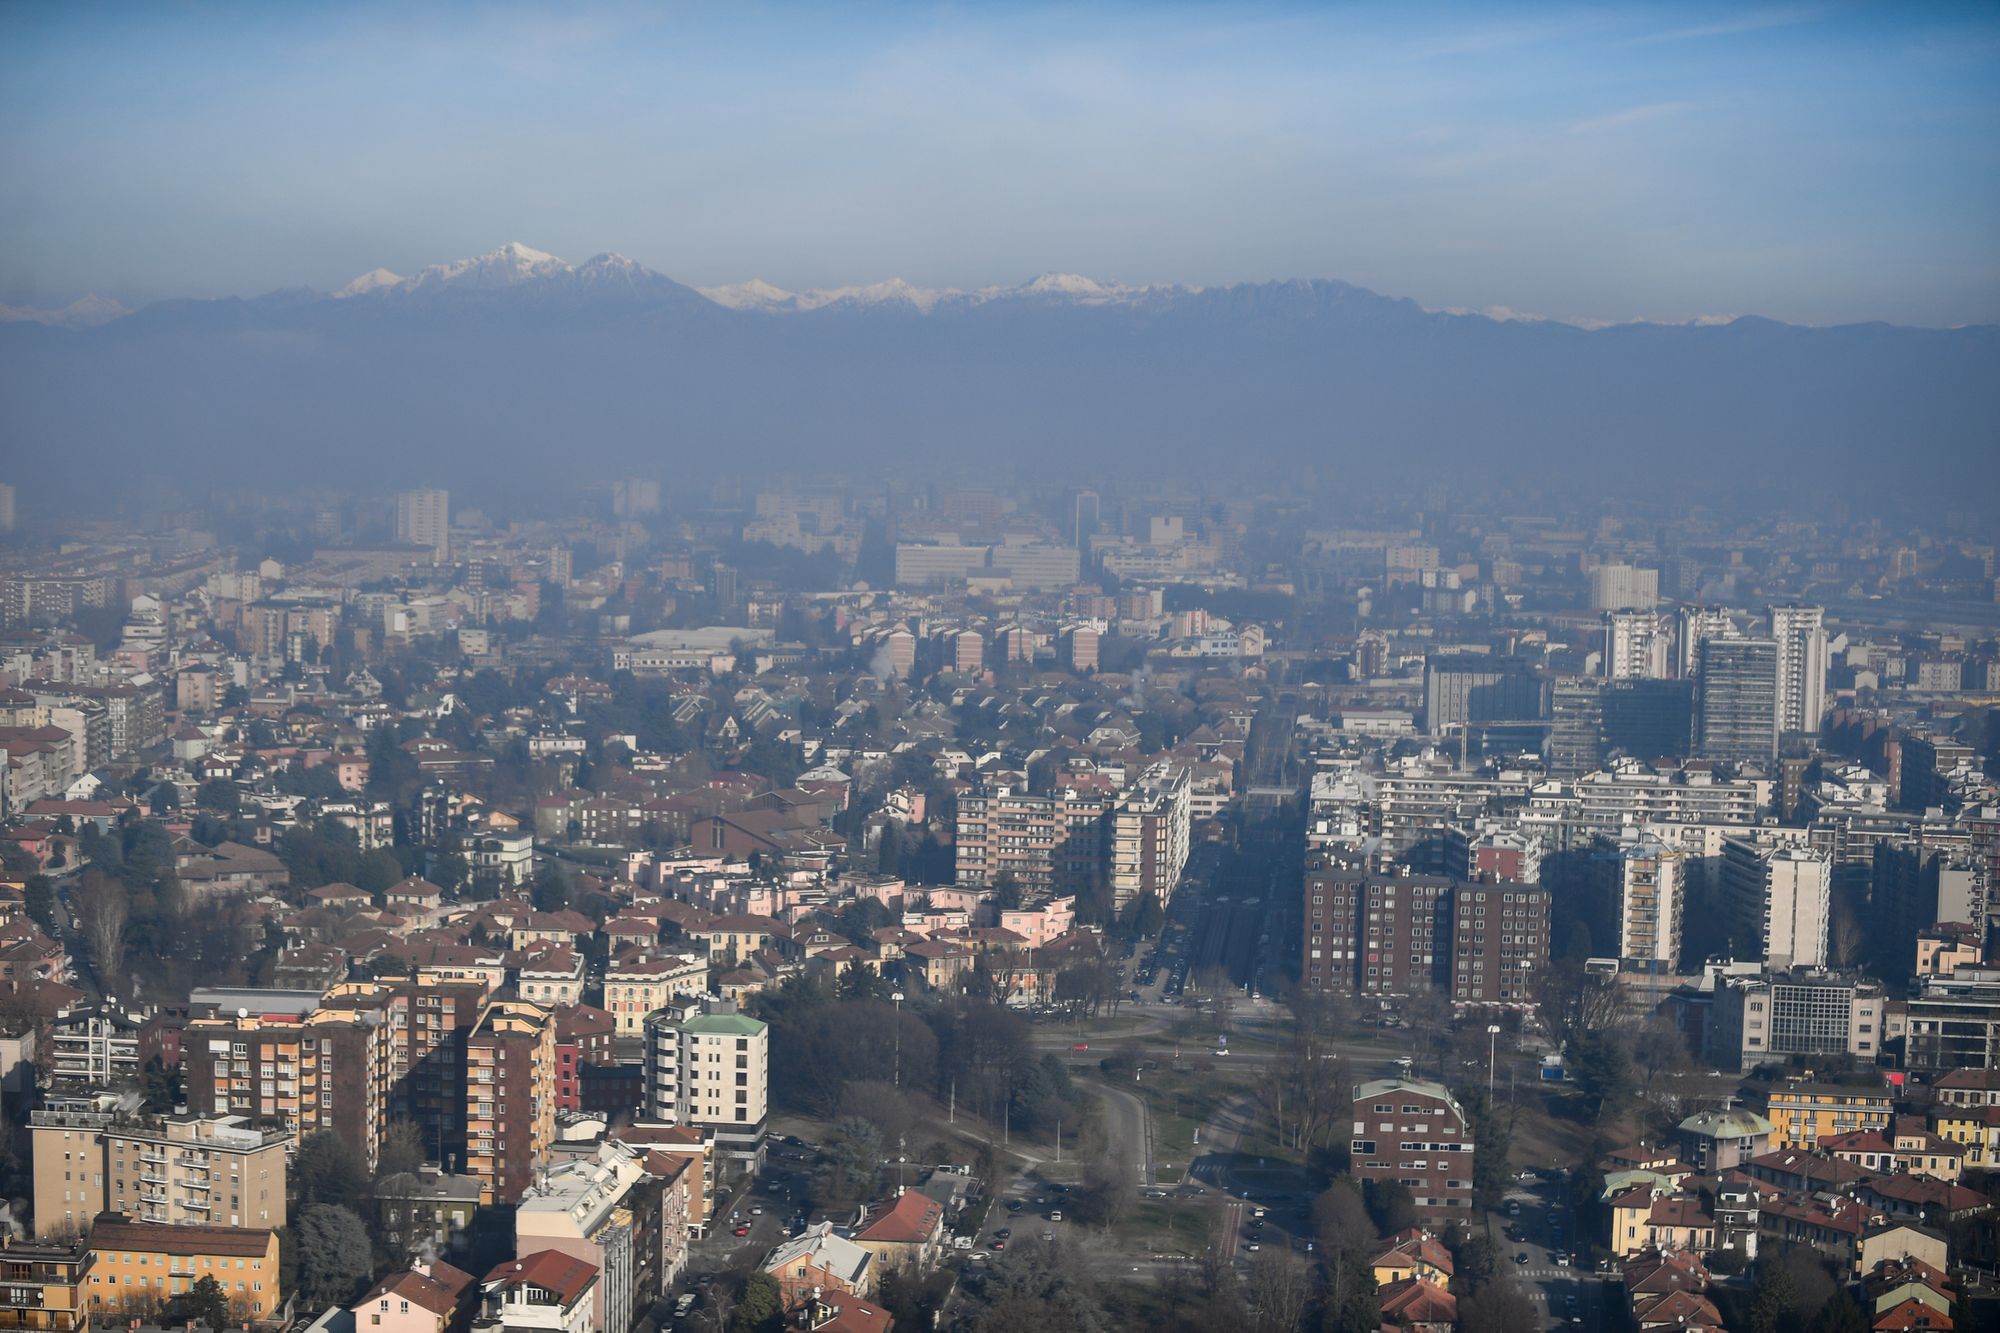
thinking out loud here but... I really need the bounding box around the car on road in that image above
[1049,1211,1062,1222]
[1071,1043,1089,1051]
[1213,1048,1230,1056]
[989,1239,1006,1250]
[1244,1240,1259,1251]
[995,1229,1010,1240]
[733,1225,750,1236]
[1515,1252,1529,1264]
[1554,1252,1570,1267]
[674,1294,697,1318]
[1007,1200,1023,1212]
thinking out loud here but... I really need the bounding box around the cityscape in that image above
[2,4,1997,1333]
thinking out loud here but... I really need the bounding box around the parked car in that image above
[733,1225,750,1236]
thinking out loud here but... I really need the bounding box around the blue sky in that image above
[3,1,1997,325]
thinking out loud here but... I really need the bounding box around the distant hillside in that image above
[2,245,1993,496]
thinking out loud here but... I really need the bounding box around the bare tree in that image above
[1244,1248,1313,1333]
[75,874,129,991]
[1532,958,1625,1056]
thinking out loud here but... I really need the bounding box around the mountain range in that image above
[2,243,1993,496]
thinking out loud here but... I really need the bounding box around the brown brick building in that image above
[1350,1078,1475,1216]
[465,1002,556,1205]
[1302,861,1548,1008]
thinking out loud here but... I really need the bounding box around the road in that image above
[1095,1080,1154,1187]
[1489,1175,1619,1330]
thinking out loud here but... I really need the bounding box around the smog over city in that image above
[1,4,1996,1332]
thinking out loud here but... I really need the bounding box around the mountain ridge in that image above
[1,242,1992,494]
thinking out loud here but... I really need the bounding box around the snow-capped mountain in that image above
[698,269,1190,314]
[4,243,1990,497]
[333,243,704,307]
[0,293,131,329]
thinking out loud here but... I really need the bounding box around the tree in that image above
[1458,1280,1542,1333]
[531,861,572,912]
[1532,958,1625,1057]
[1363,1179,1418,1237]
[1076,1139,1135,1231]
[731,1271,782,1333]
[991,872,1024,912]
[1748,1249,1802,1333]
[1312,1178,1376,1256]
[1444,1222,1500,1293]
[1569,1030,1636,1123]
[1128,890,1165,938]
[74,874,130,988]
[375,1119,427,1182]
[293,1130,371,1213]
[23,875,56,932]
[295,1204,373,1305]
[1243,1248,1312,1333]
[182,1274,230,1332]
[1451,1086,1515,1209]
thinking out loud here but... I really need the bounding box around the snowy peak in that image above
[0,293,131,329]
[697,271,1190,315]
[328,245,702,307]
[335,268,404,298]
[400,241,569,293]
[698,278,800,311]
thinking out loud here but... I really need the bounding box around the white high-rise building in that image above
[1676,605,1737,679]
[1770,604,1828,737]
[1589,563,1659,612]
[394,487,450,561]
[1605,610,1671,680]
[1723,838,1831,970]
[642,996,769,1162]
[1614,841,1686,969]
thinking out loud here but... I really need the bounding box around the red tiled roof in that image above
[484,1249,598,1308]
[855,1191,945,1245]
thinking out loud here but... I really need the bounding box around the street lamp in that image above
[1487,1024,1502,1095]
[891,991,905,1089]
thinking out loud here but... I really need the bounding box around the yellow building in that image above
[0,1231,92,1332]
[1930,1104,2000,1168]
[85,1216,281,1325]
[32,1103,290,1238]
[1757,1083,1894,1149]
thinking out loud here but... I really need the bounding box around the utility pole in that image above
[891,990,905,1089]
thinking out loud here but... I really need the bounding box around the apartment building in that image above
[320,976,488,1168]
[84,1216,282,1325]
[604,952,710,1038]
[183,1007,391,1169]
[396,487,450,561]
[642,998,769,1163]
[953,784,1111,898]
[1769,604,1828,737]
[1708,971,1887,1073]
[1449,883,1549,1007]
[465,1002,557,1205]
[1107,763,1191,913]
[1723,838,1831,970]
[1349,1078,1474,1216]
[1753,1082,1895,1149]
[1302,863,1548,1007]
[32,1103,289,1238]
[0,1232,91,1333]
[515,1142,670,1333]
[1903,968,2000,1073]
[1614,841,1686,970]
[1696,638,1780,765]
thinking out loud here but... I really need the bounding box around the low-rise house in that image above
[352,1258,478,1333]
[852,1190,946,1276]
[763,1222,874,1307]
[473,1250,599,1333]
[1368,1228,1454,1286]
[1854,1221,1949,1281]
[1820,1118,1965,1181]
[1377,1277,1455,1333]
